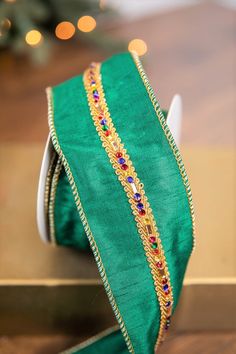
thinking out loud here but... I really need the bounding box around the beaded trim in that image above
[46,88,134,353]
[84,63,174,349]
[131,52,196,253]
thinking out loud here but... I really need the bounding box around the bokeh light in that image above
[128,39,147,56]
[0,18,11,36]
[99,0,106,10]
[25,30,43,47]
[77,16,96,33]
[55,21,75,40]
[1,18,11,30]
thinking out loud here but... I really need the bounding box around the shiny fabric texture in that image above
[55,165,89,250]
[49,52,193,354]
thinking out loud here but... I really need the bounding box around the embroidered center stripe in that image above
[83,62,173,349]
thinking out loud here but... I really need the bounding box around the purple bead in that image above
[93,93,99,99]
[166,301,171,308]
[127,176,134,183]
[118,157,125,164]
[134,193,141,202]
[137,203,144,210]
[163,284,169,291]
[90,80,96,85]
[100,119,107,125]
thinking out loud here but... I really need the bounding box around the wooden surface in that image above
[0,2,235,146]
[0,145,235,280]
[0,332,235,354]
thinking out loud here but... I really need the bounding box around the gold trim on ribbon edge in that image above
[131,52,196,253]
[48,157,62,245]
[46,88,134,353]
[84,62,174,350]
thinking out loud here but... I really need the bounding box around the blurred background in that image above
[0,0,235,353]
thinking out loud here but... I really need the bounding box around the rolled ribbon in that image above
[44,52,195,354]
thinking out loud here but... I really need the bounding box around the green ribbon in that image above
[46,52,194,354]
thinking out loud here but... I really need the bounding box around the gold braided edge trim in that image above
[44,151,56,219]
[84,63,174,350]
[46,87,134,354]
[131,52,196,254]
[48,157,63,246]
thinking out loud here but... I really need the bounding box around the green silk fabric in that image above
[54,166,89,250]
[49,52,193,354]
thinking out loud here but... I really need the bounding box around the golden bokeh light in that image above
[25,30,43,47]
[128,38,147,56]
[55,21,75,40]
[99,0,106,10]
[1,18,11,30]
[0,18,11,36]
[77,15,96,33]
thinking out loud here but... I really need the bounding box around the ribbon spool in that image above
[37,52,194,354]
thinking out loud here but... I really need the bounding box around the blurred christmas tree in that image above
[0,0,117,64]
